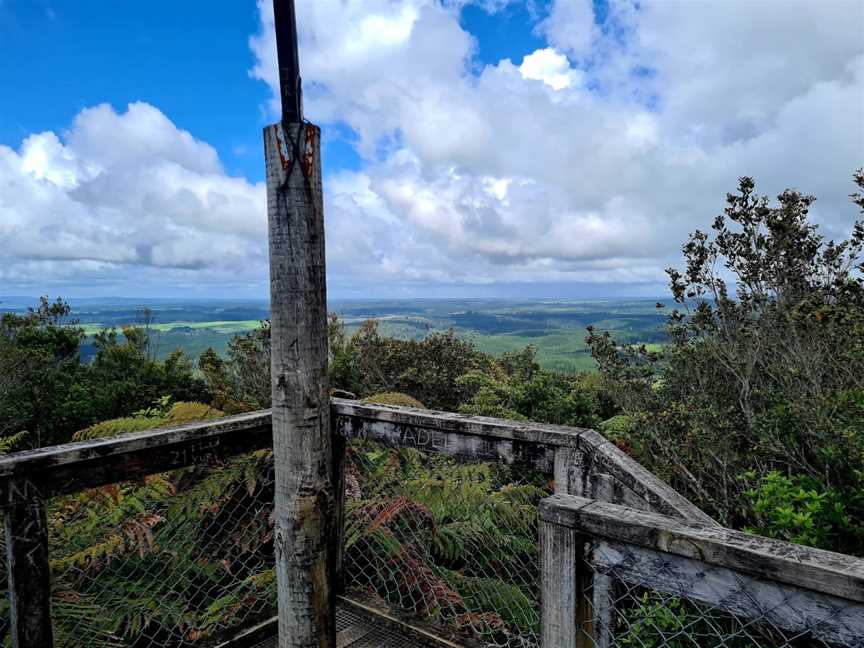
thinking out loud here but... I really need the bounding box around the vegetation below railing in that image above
[0,406,276,648]
[344,440,548,647]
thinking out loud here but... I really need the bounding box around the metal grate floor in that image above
[248,605,439,648]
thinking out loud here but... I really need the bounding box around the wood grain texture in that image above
[588,475,614,648]
[5,497,53,648]
[540,495,864,604]
[540,519,580,648]
[0,411,271,504]
[265,120,334,648]
[593,540,864,644]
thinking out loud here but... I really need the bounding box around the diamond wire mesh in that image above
[342,438,551,648]
[576,540,864,648]
[0,450,278,648]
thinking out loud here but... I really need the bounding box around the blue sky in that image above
[0,1,862,299]
[0,0,556,182]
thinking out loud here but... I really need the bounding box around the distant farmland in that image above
[9,297,670,371]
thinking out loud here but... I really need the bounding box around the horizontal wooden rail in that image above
[539,494,864,648]
[539,494,864,603]
[331,398,714,524]
[0,400,710,524]
[0,400,710,523]
[0,411,271,505]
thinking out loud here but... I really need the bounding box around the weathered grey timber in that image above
[539,494,864,647]
[332,399,713,524]
[540,495,864,602]
[540,521,578,648]
[0,411,271,504]
[587,475,613,648]
[592,540,864,645]
[265,118,335,648]
[5,497,52,648]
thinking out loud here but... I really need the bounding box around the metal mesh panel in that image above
[0,514,6,644]
[343,439,549,648]
[577,540,864,648]
[2,450,278,648]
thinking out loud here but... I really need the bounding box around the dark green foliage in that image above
[337,320,488,411]
[458,346,609,428]
[588,171,864,554]
[0,297,209,448]
[199,322,271,413]
[361,392,426,409]
[82,328,210,424]
[201,313,612,429]
[0,297,85,447]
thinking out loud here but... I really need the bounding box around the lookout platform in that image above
[231,602,447,648]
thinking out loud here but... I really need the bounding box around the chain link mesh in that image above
[343,439,550,648]
[2,437,861,648]
[1,450,278,647]
[576,540,864,647]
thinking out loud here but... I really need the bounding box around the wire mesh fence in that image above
[577,540,864,648]
[342,438,551,648]
[0,450,277,648]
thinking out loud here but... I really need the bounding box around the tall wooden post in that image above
[265,2,335,646]
[265,120,334,648]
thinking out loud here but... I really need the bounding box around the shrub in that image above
[588,171,864,553]
[361,392,426,409]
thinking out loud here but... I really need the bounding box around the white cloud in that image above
[246,0,864,294]
[539,0,596,58]
[0,103,268,295]
[4,0,863,298]
[519,48,581,90]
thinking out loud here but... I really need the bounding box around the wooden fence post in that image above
[265,119,335,648]
[540,517,578,648]
[554,447,585,497]
[589,474,615,648]
[4,482,53,648]
[550,447,590,647]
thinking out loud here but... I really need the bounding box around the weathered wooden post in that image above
[4,480,54,648]
[548,448,615,647]
[265,1,336,646]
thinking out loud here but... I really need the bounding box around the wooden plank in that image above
[333,399,587,449]
[593,540,864,645]
[540,517,583,648]
[0,412,271,504]
[578,429,714,524]
[5,494,53,648]
[334,412,556,471]
[540,495,864,604]
[265,118,335,647]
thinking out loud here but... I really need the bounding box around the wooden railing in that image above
[0,411,272,648]
[539,495,864,647]
[0,400,731,648]
[331,399,714,524]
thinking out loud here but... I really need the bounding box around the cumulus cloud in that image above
[519,48,582,90]
[0,103,267,295]
[4,0,862,297]
[246,0,864,295]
